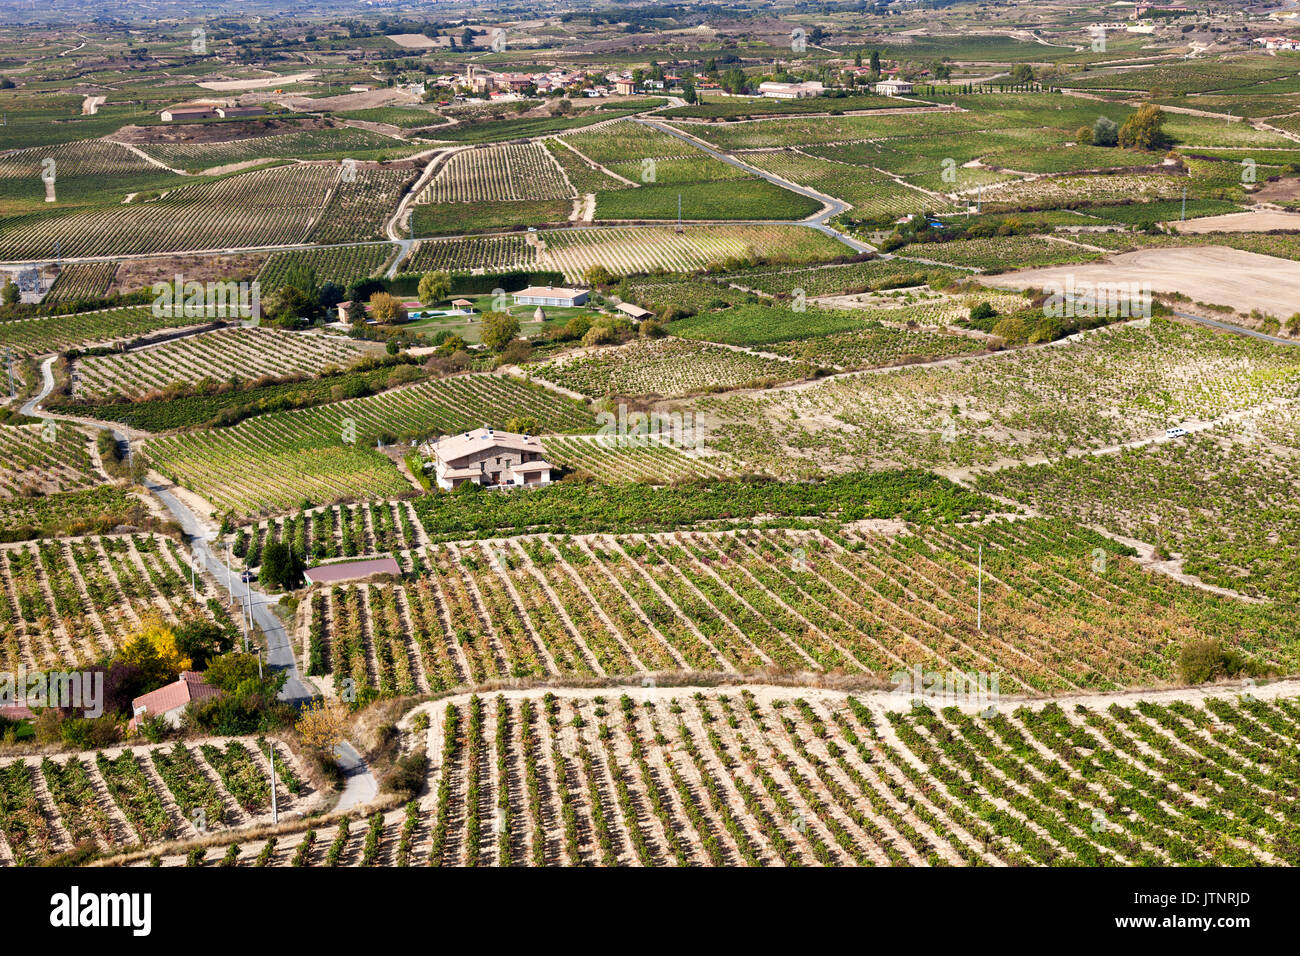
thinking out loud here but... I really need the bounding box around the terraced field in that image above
[126,683,1300,867]
[144,375,596,516]
[0,736,313,865]
[72,328,379,400]
[0,533,239,671]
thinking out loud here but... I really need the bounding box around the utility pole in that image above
[270,745,278,824]
[1181,186,1186,221]
[226,544,233,607]
[977,542,983,632]
[5,347,14,399]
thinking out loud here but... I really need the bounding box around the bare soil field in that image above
[1172,209,1300,232]
[110,252,267,295]
[978,245,1300,317]
[110,117,332,146]
[198,71,317,91]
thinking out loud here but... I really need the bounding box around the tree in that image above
[367,291,408,324]
[1092,115,1119,147]
[1118,104,1167,151]
[505,415,539,435]
[869,50,881,76]
[1010,64,1035,85]
[480,310,520,351]
[116,618,193,692]
[259,540,304,592]
[173,617,232,669]
[1,279,18,307]
[417,271,452,305]
[296,698,348,755]
[1075,125,1093,145]
[263,285,315,326]
[346,299,367,324]
[583,263,617,286]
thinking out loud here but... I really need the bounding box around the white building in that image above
[758,81,825,99]
[429,428,553,490]
[874,79,914,96]
[512,286,589,307]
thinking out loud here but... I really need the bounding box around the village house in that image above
[614,78,637,95]
[874,79,914,96]
[512,286,589,307]
[429,428,553,490]
[129,672,222,731]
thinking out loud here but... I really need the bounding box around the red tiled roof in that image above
[131,672,222,720]
[304,556,401,585]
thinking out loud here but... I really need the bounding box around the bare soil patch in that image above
[110,117,332,146]
[978,245,1300,319]
[1173,209,1300,232]
[110,252,267,295]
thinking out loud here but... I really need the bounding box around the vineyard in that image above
[0,163,414,260]
[144,375,596,516]
[133,127,425,171]
[42,262,119,305]
[127,683,1300,866]
[419,143,575,204]
[978,401,1300,603]
[742,149,945,217]
[72,328,380,401]
[0,736,313,865]
[0,532,239,671]
[545,436,735,484]
[233,499,426,569]
[0,423,100,498]
[290,520,1300,696]
[695,318,1300,475]
[0,306,217,357]
[538,225,845,281]
[257,245,394,293]
[530,337,814,397]
[404,234,538,274]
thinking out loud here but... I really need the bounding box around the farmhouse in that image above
[429,427,553,490]
[129,672,222,730]
[159,105,218,122]
[513,286,589,307]
[615,78,637,95]
[758,80,825,99]
[215,105,267,119]
[874,79,914,96]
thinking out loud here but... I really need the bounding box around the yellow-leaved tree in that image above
[117,616,193,690]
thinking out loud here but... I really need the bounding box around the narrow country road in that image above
[333,742,379,811]
[22,355,314,703]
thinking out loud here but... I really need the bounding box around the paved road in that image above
[635,117,875,254]
[1172,310,1300,347]
[333,742,379,812]
[23,356,314,702]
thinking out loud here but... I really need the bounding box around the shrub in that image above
[1178,639,1257,685]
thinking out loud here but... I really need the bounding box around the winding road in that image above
[22,355,314,703]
